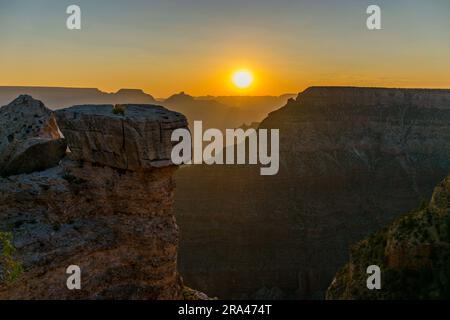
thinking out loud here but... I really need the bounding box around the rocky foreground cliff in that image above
[0,96,195,299]
[175,87,450,299]
[326,173,450,299]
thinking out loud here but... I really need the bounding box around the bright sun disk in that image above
[232,70,254,89]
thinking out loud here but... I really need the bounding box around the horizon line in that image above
[2,85,450,100]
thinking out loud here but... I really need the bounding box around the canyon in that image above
[175,87,450,299]
[171,121,280,175]
[2,86,450,300]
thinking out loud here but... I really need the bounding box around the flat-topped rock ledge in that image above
[297,87,450,109]
[56,104,188,171]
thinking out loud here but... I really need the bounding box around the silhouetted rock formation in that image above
[0,87,157,110]
[163,92,238,131]
[113,89,156,104]
[0,97,188,299]
[326,173,450,299]
[165,92,196,104]
[0,96,66,177]
[0,86,293,133]
[175,86,450,299]
[164,94,293,131]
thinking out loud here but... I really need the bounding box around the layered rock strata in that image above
[175,87,450,299]
[56,104,186,170]
[0,98,189,299]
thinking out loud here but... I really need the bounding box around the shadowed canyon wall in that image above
[175,87,450,299]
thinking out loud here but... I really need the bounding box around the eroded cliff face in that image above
[0,97,189,299]
[175,87,450,299]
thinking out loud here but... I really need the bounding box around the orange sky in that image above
[1,1,449,97]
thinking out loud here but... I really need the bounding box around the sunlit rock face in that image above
[0,97,188,299]
[0,95,66,177]
[175,87,450,299]
[56,104,187,170]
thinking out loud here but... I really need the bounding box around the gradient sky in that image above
[1,0,449,97]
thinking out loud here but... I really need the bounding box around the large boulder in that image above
[56,104,187,171]
[0,95,67,177]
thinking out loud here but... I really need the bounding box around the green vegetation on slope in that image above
[0,231,23,283]
[326,175,450,299]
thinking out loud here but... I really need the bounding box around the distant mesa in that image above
[0,86,157,110]
[0,86,294,133]
[112,88,156,103]
[165,92,195,104]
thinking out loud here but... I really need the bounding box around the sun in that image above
[232,69,254,89]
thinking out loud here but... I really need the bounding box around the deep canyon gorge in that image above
[175,87,450,299]
[1,87,450,299]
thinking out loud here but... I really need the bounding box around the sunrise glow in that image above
[232,70,254,89]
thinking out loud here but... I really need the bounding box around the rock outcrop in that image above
[0,97,189,299]
[0,95,66,177]
[175,86,450,299]
[326,173,450,299]
[56,104,186,170]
